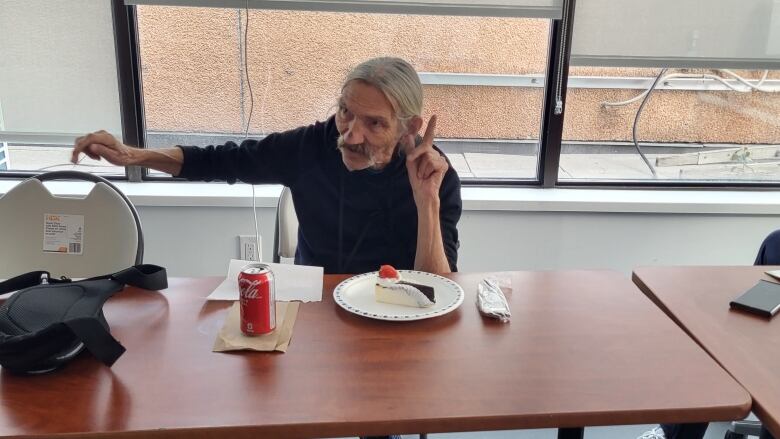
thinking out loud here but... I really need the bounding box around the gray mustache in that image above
[337,136,367,155]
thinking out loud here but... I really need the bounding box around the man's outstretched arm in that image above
[72,130,184,176]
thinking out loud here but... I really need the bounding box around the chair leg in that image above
[731,419,764,436]
[558,428,584,439]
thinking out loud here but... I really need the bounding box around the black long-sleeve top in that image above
[178,116,462,274]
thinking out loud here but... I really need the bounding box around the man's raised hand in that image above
[71,131,137,166]
[404,115,448,205]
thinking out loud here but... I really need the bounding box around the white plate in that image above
[333,270,465,321]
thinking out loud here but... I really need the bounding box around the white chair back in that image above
[273,186,298,263]
[0,173,141,278]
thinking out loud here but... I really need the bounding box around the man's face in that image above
[335,80,406,171]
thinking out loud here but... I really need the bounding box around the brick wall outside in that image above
[137,6,780,144]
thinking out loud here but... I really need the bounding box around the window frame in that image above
[113,0,147,182]
[120,0,566,186]
[0,1,132,181]
[5,0,777,189]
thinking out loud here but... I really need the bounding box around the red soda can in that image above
[238,263,276,336]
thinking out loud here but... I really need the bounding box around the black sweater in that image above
[178,116,462,274]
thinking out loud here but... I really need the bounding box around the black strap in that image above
[0,271,53,295]
[84,264,168,291]
[112,264,167,290]
[0,264,167,295]
[64,318,126,367]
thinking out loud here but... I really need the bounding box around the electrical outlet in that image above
[238,235,262,261]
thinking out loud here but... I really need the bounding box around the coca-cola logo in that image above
[239,278,263,299]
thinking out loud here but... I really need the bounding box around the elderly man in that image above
[71,57,462,275]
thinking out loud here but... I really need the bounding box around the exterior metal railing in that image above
[419,72,780,91]
[2,73,777,147]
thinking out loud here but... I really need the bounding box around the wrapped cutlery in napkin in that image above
[476,276,511,323]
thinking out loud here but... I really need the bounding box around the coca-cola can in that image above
[238,263,276,336]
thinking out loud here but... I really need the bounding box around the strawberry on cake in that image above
[374,265,435,308]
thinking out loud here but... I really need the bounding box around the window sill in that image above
[0,180,779,215]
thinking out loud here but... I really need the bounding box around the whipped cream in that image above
[376,273,434,308]
[377,276,401,288]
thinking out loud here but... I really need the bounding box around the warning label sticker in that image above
[43,214,84,255]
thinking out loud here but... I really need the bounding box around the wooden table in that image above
[0,272,750,438]
[633,266,780,439]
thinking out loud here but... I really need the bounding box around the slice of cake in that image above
[374,265,435,308]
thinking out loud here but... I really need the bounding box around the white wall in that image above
[457,210,776,272]
[3,180,775,276]
[137,204,780,277]
[139,205,277,276]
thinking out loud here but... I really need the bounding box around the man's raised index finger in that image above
[421,115,437,148]
[406,115,438,162]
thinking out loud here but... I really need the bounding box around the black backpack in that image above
[0,264,167,374]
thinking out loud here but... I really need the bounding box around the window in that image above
[561,0,780,184]
[559,67,780,183]
[0,0,125,176]
[135,5,553,181]
[5,0,779,189]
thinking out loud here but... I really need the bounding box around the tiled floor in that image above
[415,422,733,438]
[337,421,745,439]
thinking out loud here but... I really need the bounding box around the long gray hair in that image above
[342,57,423,127]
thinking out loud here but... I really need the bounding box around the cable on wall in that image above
[631,68,667,178]
[241,0,262,261]
[600,69,775,177]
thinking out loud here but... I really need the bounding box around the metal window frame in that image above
[125,0,565,19]
[113,0,780,189]
[541,0,780,190]
[116,3,565,187]
[536,0,574,188]
[113,0,147,182]
[419,72,780,92]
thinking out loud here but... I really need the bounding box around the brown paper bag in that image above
[213,301,300,353]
